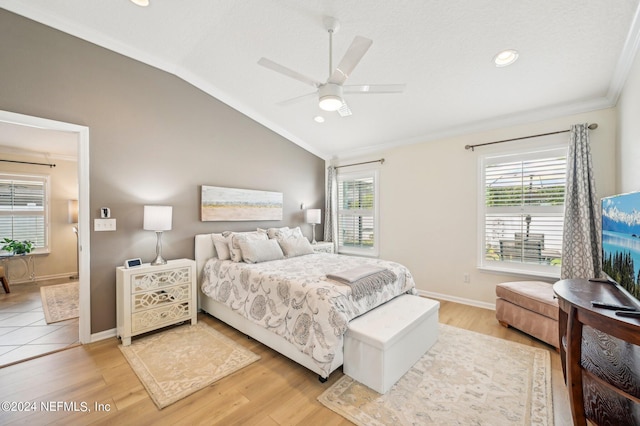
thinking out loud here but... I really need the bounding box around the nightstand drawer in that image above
[132,283,191,312]
[131,266,192,292]
[131,302,191,333]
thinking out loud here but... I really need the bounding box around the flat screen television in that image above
[601,190,640,309]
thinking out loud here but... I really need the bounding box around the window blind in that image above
[0,175,47,249]
[337,170,378,255]
[481,149,566,275]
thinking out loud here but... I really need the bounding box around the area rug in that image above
[40,281,79,324]
[319,324,553,426]
[119,322,260,409]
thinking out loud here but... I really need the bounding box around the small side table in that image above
[1,254,36,284]
[116,258,197,346]
[312,241,334,254]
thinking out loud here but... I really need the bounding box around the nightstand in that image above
[312,241,334,254]
[116,258,197,346]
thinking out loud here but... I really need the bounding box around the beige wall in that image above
[334,108,617,307]
[0,152,78,282]
[617,45,640,194]
[0,10,325,333]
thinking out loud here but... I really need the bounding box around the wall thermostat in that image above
[124,258,142,268]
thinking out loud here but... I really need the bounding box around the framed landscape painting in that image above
[201,185,283,221]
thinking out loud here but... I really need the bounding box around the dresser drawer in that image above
[130,266,192,293]
[132,283,191,312]
[131,302,191,333]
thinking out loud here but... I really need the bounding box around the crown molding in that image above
[607,1,640,104]
[332,96,615,160]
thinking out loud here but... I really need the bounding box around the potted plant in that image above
[1,238,34,255]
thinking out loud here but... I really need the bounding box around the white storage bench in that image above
[344,294,440,393]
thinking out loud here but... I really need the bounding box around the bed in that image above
[194,230,417,379]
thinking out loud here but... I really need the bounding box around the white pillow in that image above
[269,226,304,241]
[228,231,268,262]
[279,237,314,258]
[212,233,232,260]
[239,239,284,263]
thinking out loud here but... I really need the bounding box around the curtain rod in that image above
[0,159,56,168]
[464,123,598,151]
[335,158,385,169]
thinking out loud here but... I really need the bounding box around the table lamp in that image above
[144,205,172,265]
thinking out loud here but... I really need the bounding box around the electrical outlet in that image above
[463,273,470,283]
[94,218,116,231]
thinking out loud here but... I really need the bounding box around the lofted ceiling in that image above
[1,1,639,159]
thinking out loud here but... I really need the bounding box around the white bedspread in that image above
[201,253,416,376]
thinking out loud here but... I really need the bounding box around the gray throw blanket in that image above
[327,266,398,300]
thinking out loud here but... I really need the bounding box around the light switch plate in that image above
[94,218,116,231]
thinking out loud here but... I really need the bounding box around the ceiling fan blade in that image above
[343,84,406,94]
[258,57,321,88]
[328,36,373,85]
[337,101,353,117]
[276,92,317,107]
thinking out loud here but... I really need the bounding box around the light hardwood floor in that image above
[0,300,571,425]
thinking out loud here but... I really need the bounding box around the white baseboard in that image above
[90,328,117,343]
[417,289,496,311]
[10,272,78,285]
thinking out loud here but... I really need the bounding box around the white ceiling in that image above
[1,1,639,159]
[0,120,77,160]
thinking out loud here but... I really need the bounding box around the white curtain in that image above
[324,166,337,244]
[561,123,601,279]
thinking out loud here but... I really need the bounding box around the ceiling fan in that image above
[258,17,405,117]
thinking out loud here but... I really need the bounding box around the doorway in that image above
[0,110,90,355]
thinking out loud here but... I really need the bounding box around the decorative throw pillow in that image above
[270,226,304,241]
[228,231,268,262]
[265,226,289,239]
[279,237,315,258]
[212,233,232,260]
[239,239,285,264]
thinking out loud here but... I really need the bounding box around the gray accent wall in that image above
[0,10,325,333]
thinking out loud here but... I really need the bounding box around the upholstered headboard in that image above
[194,233,215,286]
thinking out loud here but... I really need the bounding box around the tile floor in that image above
[0,278,79,367]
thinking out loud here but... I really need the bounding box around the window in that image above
[337,169,379,256]
[0,174,49,253]
[479,147,566,277]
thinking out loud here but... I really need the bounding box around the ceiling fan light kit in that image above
[258,17,405,116]
[318,84,344,111]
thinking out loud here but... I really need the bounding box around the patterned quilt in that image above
[201,253,416,376]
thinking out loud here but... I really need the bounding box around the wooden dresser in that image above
[553,279,640,426]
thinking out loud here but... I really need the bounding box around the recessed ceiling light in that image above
[493,49,519,67]
[314,116,325,123]
[131,0,150,6]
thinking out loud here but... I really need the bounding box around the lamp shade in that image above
[305,209,321,224]
[143,205,172,231]
[68,199,78,224]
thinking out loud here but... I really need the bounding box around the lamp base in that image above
[151,231,167,266]
[311,224,317,244]
[150,255,167,266]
